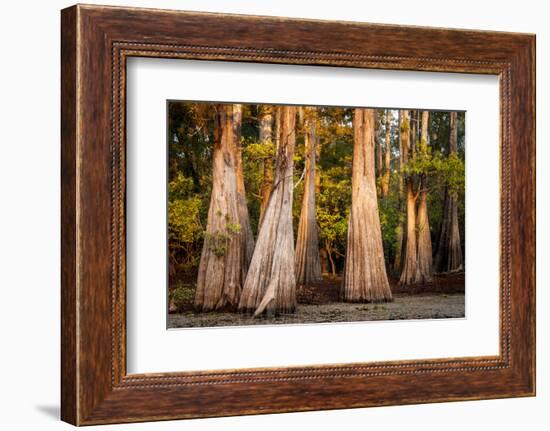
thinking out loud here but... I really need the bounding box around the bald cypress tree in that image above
[195,104,243,311]
[239,106,297,316]
[295,107,323,285]
[232,104,255,282]
[435,111,463,273]
[342,108,392,302]
[416,110,433,283]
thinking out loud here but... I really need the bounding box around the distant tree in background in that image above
[295,107,323,285]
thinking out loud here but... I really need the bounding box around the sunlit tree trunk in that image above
[399,177,419,285]
[342,108,392,302]
[238,106,297,316]
[376,111,383,183]
[232,104,255,281]
[380,109,392,197]
[416,111,433,283]
[195,104,243,311]
[295,108,323,285]
[393,110,408,272]
[258,106,274,228]
[399,110,420,285]
[435,112,464,273]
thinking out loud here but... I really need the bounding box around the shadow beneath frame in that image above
[35,404,60,420]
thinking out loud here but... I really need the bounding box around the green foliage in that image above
[204,231,231,257]
[226,222,242,234]
[204,219,241,257]
[243,138,275,161]
[167,103,465,280]
[169,281,196,312]
[402,149,465,196]
[378,186,402,260]
[168,173,204,273]
[317,165,352,266]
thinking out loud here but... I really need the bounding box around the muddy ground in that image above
[168,273,465,329]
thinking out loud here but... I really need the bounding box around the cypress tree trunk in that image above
[295,107,323,285]
[232,104,255,281]
[415,111,433,283]
[435,112,464,273]
[195,104,243,311]
[380,109,392,198]
[238,106,297,316]
[258,106,274,228]
[376,111,383,181]
[342,108,392,303]
[399,177,419,285]
[393,110,408,272]
[399,110,420,285]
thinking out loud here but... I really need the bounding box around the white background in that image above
[0,0,547,430]
[127,58,500,373]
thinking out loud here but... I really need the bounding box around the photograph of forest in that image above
[167,102,465,328]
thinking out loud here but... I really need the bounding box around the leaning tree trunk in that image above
[232,104,255,281]
[195,104,243,311]
[434,112,464,273]
[258,106,274,228]
[238,106,297,316]
[342,108,392,302]
[415,110,433,283]
[380,109,392,198]
[393,110,408,272]
[295,107,323,285]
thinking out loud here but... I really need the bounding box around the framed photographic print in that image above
[61,4,536,425]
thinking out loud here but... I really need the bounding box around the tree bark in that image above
[380,109,392,198]
[238,106,297,316]
[435,111,464,273]
[194,104,243,311]
[232,104,255,281]
[399,110,421,285]
[399,177,419,285]
[258,106,274,228]
[342,108,392,302]
[376,111,383,181]
[295,108,323,285]
[319,247,329,275]
[415,111,433,283]
[393,110,408,272]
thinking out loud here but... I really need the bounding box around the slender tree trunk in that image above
[380,109,392,197]
[175,132,201,190]
[435,112,464,273]
[232,104,255,281]
[195,104,243,311]
[399,110,421,285]
[327,243,337,277]
[376,111,383,182]
[258,106,274,227]
[295,108,323,285]
[319,247,329,275]
[238,106,297,316]
[393,110,408,272]
[399,177,419,285]
[415,111,433,283]
[342,108,392,302]
[410,110,417,156]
